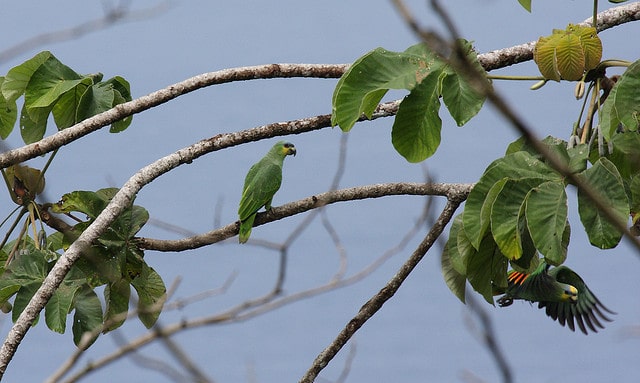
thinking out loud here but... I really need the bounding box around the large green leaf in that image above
[491,178,547,260]
[441,70,484,127]
[12,282,41,325]
[441,40,486,126]
[19,102,51,144]
[391,72,443,162]
[441,246,466,304]
[72,286,103,348]
[132,264,166,328]
[605,132,640,180]
[601,60,640,140]
[577,158,629,248]
[45,283,78,334]
[463,151,561,248]
[77,82,115,122]
[447,215,473,275]
[1,51,51,103]
[24,55,82,111]
[51,78,93,130]
[525,181,568,264]
[0,77,18,139]
[105,76,133,133]
[332,43,443,131]
[466,235,508,304]
[103,278,130,332]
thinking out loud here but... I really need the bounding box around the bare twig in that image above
[464,292,512,383]
[299,195,465,383]
[56,190,437,383]
[0,2,171,64]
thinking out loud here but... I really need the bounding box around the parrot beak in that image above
[290,147,297,156]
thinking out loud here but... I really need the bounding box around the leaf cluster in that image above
[442,135,632,304]
[0,188,165,348]
[0,51,132,143]
[331,41,486,163]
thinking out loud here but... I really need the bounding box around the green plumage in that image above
[497,261,614,334]
[237,141,296,243]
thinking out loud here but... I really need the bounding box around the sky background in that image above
[0,1,639,382]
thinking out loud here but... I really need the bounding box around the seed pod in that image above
[534,24,602,81]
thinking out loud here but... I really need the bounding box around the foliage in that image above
[330,2,640,307]
[0,53,164,349]
[331,40,486,162]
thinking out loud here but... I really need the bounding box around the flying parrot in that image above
[237,141,296,243]
[496,261,615,334]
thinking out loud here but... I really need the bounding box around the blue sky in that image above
[0,1,639,382]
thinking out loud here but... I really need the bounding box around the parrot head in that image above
[559,283,578,303]
[280,142,296,157]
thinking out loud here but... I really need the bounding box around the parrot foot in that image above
[497,296,513,307]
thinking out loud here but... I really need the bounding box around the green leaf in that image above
[1,51,51,102]
[0,77,18,139]
[567,143,589,174]
[463,151,561,248]
[441,41,486,126]
[601,60,640,140]
[606,132,640,180]
[467,235,508,304]
[19,102,51,144]
[441,246,466,303]
[103,278,130,332]
[491,178,546,260]
[105,76,133,133]
[72,286,103,348]
[13,282,41,325]
[132,264,166,328]
[447,215,473,275]
[630,174,640,214]
[45,283,78,334]
[51,189,112,218]
[332,44,444,131]
[517,0,531,12]
[77,82,114,122]
[525,181,568,264]
[577,158,629,248]
[24,55,82,111]
[391,72,443,162]
[51,78,93,130]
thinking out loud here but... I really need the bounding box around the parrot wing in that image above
[539,266,615,334]
[498,263,558,305]
[238,160,283,220]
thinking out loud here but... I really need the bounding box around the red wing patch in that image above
[507,271,529,285]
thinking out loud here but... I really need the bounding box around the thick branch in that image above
[1,3,638,170]
[0,63,347,169]
[479,2,640,71]
[137,182,474,252]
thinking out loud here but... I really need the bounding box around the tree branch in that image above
[136,182,473,252]
[1,2,638,170]
[299,195,465,383]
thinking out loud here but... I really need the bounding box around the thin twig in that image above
[299,195,465,383]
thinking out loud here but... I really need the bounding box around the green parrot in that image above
[237,141,296,243]
[496,261,615,334]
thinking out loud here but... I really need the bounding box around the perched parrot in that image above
[237,141,296,243]
[496,261,615,334]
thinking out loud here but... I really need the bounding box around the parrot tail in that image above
[239,214,256,243]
